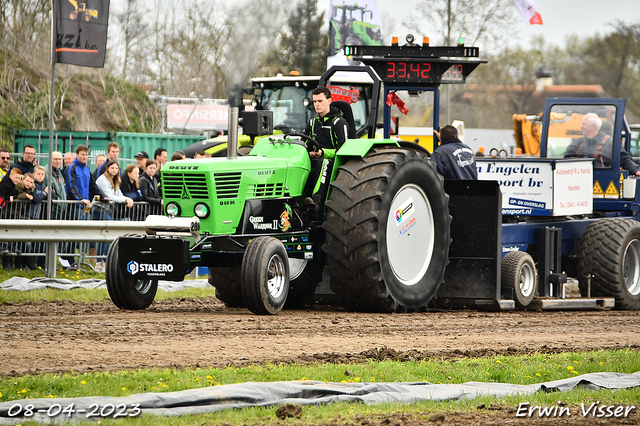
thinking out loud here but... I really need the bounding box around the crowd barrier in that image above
[0,200,162,270]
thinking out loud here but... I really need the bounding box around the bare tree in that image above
[114,0,150,81]
[412,0,518,50]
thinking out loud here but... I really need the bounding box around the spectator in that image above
[134,151,148,175]
[431,125,478,180]
[10,145,36,175]
[120,164,141,201]
[95,142,120,178]
[170,151,185,161]
[30,165,48,220]
[66,144,105,219]
[154,147,167,169]
[91,154,107,181]
[14,173,36,269]
[0,149,10,179]
[0,168,22,208]
[46,151,67,219]
[62,151,75,174]
[194,150,207,159]
[30,166,48,268]
[16,172,35,202]
[92,160,133,272]
[139,159,163,208]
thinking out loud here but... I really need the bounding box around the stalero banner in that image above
[55,0,110,67]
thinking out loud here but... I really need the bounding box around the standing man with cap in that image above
[134,151,149,175]
[0,149,11,179]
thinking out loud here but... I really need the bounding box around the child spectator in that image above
[0,168,22,209]
[30,165,48,220]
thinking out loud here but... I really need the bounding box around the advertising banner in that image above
[55,0,110,67]
[167,105,230,131]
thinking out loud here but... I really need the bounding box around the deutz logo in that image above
[181,183,191,199]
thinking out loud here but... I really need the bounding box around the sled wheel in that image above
[241,237,289,315]
[323,147,451,312]
[501,251,537,308]
[208,265,244,308]
[578,218,640,310]
[105,236,158,310]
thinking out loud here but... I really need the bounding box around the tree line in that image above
[1,0,639,142]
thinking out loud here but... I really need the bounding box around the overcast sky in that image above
[371,0,640,50]
[108,0,640,51]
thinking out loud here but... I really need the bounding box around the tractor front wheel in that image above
[241,237,289,315]
[208,265,244,308]
[105,236,158,310]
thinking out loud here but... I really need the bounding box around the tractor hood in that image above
[161,137,311,236]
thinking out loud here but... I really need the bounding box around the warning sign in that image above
[593,181,604,198]
[605,181,619,199]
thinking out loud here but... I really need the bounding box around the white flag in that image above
[512,0,543,25]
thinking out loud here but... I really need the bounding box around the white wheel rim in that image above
[519,262,535,298]
[267,254,286,299]
[386,184,434,286]
[135,280,153,294]
[623,239,640,296]
[289,258,307,280]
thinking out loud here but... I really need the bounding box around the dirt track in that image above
[2,297,639,377]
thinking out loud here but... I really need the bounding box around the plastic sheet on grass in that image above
[0,372,638,423]
[0,276,210,292]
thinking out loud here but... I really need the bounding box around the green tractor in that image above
[329,3,383,56]
[105,41,483,314]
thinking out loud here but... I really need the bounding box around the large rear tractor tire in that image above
[323,147,451,312]
[501,251,537,308]
[105,236,158,310]
[208,265,244,308]
[578,218,640,310]
[241,236,289,315]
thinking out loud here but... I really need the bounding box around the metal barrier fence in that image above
[0,200,162,270]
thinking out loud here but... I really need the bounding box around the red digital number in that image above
[421,63,431,79]
[409,63,420,79]
[398,62,407,78]
[386,62,396,78]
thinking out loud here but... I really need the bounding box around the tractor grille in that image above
[163,173,208,199]
[214,172,242,199]
[247,183,284,198]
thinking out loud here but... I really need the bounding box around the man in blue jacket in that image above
[431,125,478,180]
[65,144,105,218]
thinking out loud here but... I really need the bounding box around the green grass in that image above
[1,350,639,425]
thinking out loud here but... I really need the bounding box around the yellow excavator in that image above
[513,111,588,156]
[68,0,98,21]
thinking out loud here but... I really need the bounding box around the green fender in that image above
[331,138,400,182]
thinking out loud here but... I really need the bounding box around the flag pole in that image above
[46,0,57,278]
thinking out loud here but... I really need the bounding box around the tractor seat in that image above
[331,100,356,139]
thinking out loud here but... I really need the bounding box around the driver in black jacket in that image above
[303,87,348,213]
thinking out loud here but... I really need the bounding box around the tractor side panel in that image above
[437,180,502,301]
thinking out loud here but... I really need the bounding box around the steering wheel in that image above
[285,132,321,153]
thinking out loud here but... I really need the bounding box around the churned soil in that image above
[1,297,639,425]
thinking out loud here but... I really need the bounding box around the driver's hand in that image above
[309,149,323,159]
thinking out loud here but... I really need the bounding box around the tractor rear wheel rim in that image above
[623,239,640,296]
[519,262,535,297]
[386,183,434,286]
[267,254,286,299]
